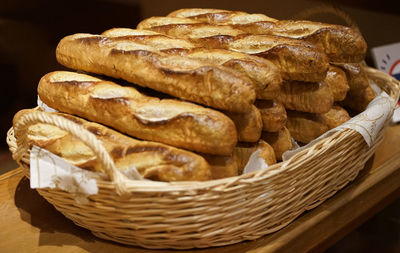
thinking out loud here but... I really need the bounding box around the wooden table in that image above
[1,125,400,253]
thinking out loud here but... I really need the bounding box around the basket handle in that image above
[12,111,133,195]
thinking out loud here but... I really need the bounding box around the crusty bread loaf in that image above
[102,28,282,99]
[138,17,329,82]
[233,140,277,175]
[202,139,277,179]
[342,85,376,112]
[261,127,292,160]
[321,105,351,129]
[325,66,349,101]
[56,33,255,112]
[202,153,239,179]
[168,8,367,63]
[286,110,329,144]
[275,80,334,114]
[225,105,262,143]
[13,109,211,181]
[333,63,369,91]
[333,63,375,112]
[168,8,278,23]
[255,100,287,132]
[38,71,237,155]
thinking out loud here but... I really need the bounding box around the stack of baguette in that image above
[13,8,374,182]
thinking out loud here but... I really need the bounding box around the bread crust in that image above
[56,33,255,112]
[142,20,329,82]
[255,100,287,132]
[13,109,212,181]
[275,80,334,114]
[286,110,329,144]
[102,28,282,99]
[325,65,349,101]
[321,105,351,129]
[168,8,367,63]
[261,127,292,160]
[38,71,237,155]
[225,105,262,142]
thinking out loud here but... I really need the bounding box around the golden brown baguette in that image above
[169,8,367,63]
[233,140,277,175]
[13,109,211,182]
[333,63,369,91]
[202,139,276,179]
[38,71,237,155]
[275,80,334,114]
[225,105,262,142]
[138,17,329,82]
[286,110,329,144]
[56,33,255,112]
[321,105,351,129]
[333,63,375,112]
[261,127,293,161]
[325,65,349,101]
[102,28,282,99]
[168,8,278,23]
[255,100,287,132]
[202,153,239,179]
[342,85,376,112]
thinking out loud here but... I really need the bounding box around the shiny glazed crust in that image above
[275,81,334,114]
[321,105,351,129]
[255,100,287,132]
[168,8,367,63]
[37,71,238,155]
[13,109,212,181]
[103,28,282,99]
[261,127,292,160]
[56,33,255,113]
[139,19,329,82]
[225,105,263,142]
[286,110,329,144]
[325,66,350,101]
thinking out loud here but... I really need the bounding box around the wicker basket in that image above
[6,66,399,249]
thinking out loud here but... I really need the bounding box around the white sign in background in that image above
[371,42,400,123]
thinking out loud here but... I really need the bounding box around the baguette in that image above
[286,110,329,144]
[325,65,349,101]
[102,28,282,99]
[168,8,278,23]
[233,140,277,175]
[202,153,239,179]
[276,80,334,114]
[168,8,367,63]
[321,105,351,129]
[141,19,329,82]
[225,105,262,142]
[255,100,287,132]
[13,109,211,181]
[333,63,369,91]
[56,33,255,112]
[38,71,237,155]
[261,127,292,160]
[342,85,376,112]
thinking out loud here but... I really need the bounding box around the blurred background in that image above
[1,0,399,252]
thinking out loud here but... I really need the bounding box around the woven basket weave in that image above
[6,67,399,249]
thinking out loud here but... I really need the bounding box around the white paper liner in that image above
[37,96,59,113]
[243,149,268,174]
[30,145,99,204]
